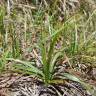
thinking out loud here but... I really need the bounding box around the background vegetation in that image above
[0,0,96,95]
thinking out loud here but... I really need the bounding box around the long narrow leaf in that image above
[6,58,44,77]
[62,73,93,92]
[50,52,63,74]
[13,64,43,79]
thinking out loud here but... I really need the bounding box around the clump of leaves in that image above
[7,15,93,96]
[3,1,95,95]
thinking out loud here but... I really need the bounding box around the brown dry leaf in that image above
[62,54,72,67]
[0,73,21,88]
[0,88,9,96]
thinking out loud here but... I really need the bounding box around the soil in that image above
[0,71,96,96]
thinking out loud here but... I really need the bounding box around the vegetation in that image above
[0,0,96,95]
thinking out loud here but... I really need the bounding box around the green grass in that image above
[0,0,96,94]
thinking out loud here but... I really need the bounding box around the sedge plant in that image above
[0,0,95,95]
[6,15,93,93]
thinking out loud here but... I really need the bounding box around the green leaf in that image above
[13,64,43,79]
[62,73,93,92]
[50,52,63,74]
[63,73,82,83]
[7,58,44,77]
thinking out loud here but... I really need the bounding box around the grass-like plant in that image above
[0,50,11,73]
[0,6,6,49]
[6,15,93,94]
[0,1,95,95]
